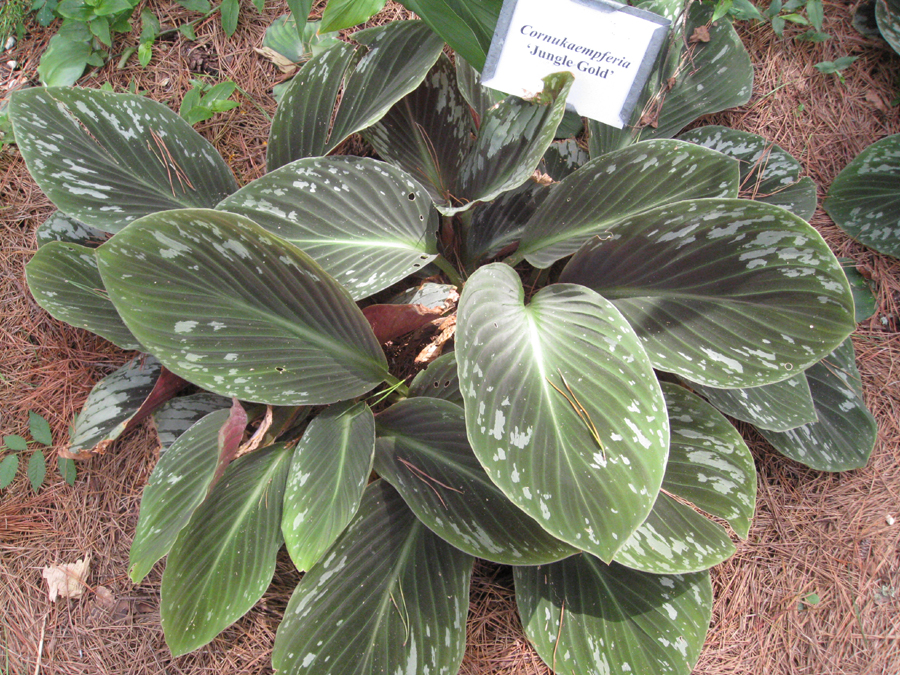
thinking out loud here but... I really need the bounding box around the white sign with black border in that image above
[481,0,670,129]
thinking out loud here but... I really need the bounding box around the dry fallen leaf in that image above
[253,46,298,74]
[689,26,711,44]
[94,585,116,610]
[42,556,90,601]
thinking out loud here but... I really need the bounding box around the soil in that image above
[1,1,899,674]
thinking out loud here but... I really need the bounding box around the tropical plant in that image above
[825,133,900,259]
[10,6,874,675]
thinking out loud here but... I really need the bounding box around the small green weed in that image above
[1,411,75,493]
[815,56,859,84]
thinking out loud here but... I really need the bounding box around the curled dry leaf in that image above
[689,26,711,43]
[362,303,445,344]
[42,556,90,601]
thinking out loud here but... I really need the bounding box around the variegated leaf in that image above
[152,392,233,453]
[273,480,473,675]
[9,87,238,233]
[560,199,856,388]
[374,397,577,565]
[35,211,107,248]
[97,209,389,405]
[516,557,712,675]
[456,264,668,562]
[282,401,375,572]
[408,351,463,406]
[217,156,438,300]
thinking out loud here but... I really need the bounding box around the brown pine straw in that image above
[1,1,899,673]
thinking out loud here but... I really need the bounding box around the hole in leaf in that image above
[407,193,416,201]
[276,366,285,374]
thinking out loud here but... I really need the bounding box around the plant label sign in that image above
[481,0,670,129]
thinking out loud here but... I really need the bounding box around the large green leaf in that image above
[560,199,856,388]
[876,0,900,56]
[26,241,141,350]
[374,397,577,565]
[69,355,161,454]
[825,133,900,258]
[515,557,712,675]
[679,125,817,221]
[408,351,463,405]
[398,0,502,71]
[267,21,444,169]
[217,156,438,300]
[454,56,505,124]
[152,392,233,453]
[363,55,475,207]
[282,401,375,572]
[589,4,752,156]
[466,179,550,265]
[320,0,386,32]
[515,140,739,268]
[130,407,243,582]
[35,211,107,248]
[448,72,573,216]
[686,373,817,432]
[272,480,474,675]
[456,264,668,562]
[161,443,292,656]
[36,22,93,86]
[759,339,876,471]
[10,87,238,233]
[97,209,389,405]
[262,15,341,65]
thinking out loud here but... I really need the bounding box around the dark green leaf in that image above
[825,133,900,258]
[58,456,77,485]
[282,401,375,572]
[679,125,817,220]
[876,0,900,55]
[0,455,19,489]
[35,22,93,86]
[69,356,162,455]
[408,351,463,405]
[540,138,590,181]
[516,557,712,675]
[29,411,53,446]
[26,241,142,350]
[130,407,243,582]
[97,210,389,405]
[516,139,739,268]
[28,450,46,493]
[457,264,668,562]
[219,0,239,35]
[36,211,108,249]
[374,397,578,565]
[686,373,817,432]
[4,435,28,452]
[151,392,232,453]
[285,0,313,22]
[759,339,876,471]
[560,199,856,388]
[10,87,238,233]
[454,55,505,123]
[217,156,438,300]
[320,0,386,31]
[840,258,877,322]
[176,0,211,10]
[273,480,473,675]
[267,21,444,169]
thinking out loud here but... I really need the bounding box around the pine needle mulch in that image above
[1,2,899,674]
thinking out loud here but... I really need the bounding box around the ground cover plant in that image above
[5,2,885,674]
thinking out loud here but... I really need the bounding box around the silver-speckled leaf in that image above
[364,55,474,207]
[374,397,578,565]
[679,125,817,220]
[69,355,161,454]
[10,87,238,233]
[26,241,142,350]
[152,392,233,453]
[267,21,444,169]
[273,480,473,675]
[130,408,239,582]
[456,264,668,562]
[540,138,590,181]
[282,401,375,572]
[408,351,463,405]
[454,55,504,123]
[35,211,108,248]
[759,339,876,471]
[589,3,752,156]
[447,72,573,216]
[466,179,550,265]
[876,0,900,56]
[686,373,816,432]
[161,443,292,656]
[515,556,712,675]
[217,156,438,300]
[97,209,389,405]
[515,140,739,268]
[825,133,900,258]
[560,199,856,388]
[841,258,877,323]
